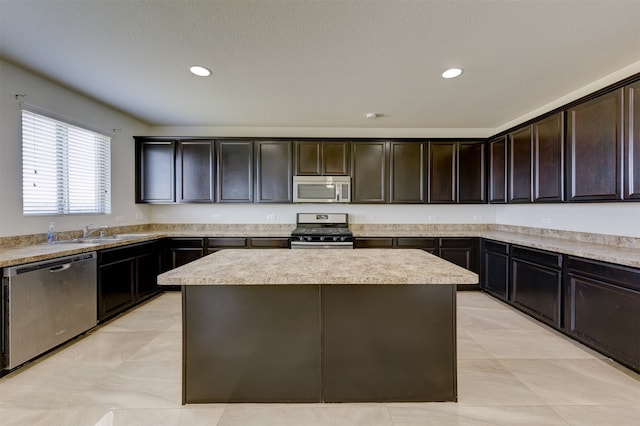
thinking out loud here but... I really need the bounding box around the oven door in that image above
[290,241,353,249]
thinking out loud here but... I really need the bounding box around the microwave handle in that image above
[336,184,341,201]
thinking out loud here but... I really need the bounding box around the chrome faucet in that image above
[83,224,109,238]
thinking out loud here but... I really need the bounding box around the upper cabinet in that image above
[428,141,486,204]
[567,88,624,201]
[489,137,507,204]
[351,141,389,203]
[428,142,456,203]
[295,141,350,176]
[216,140,254,203]
[625,80,640,200]
[458,142,486,203]
[508,126,533,203]
[255,140,293,203]
[176,140,215,203]
[533,113,564,202]
[390,141,425,203]
[135,139,175,203]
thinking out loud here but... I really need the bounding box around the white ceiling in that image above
[1,0,639,130]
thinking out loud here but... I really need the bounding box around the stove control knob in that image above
[333,236,339,242]
[306,236,312,242]
[298,236,305,241]
[320,236,325,241]
[340,236,346,242]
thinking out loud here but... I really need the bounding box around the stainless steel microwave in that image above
[293,176,351,203]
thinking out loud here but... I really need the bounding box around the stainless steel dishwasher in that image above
[2,251,97,370]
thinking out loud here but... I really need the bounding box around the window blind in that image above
[22,109,111,215]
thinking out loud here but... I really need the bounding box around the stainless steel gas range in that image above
[290,213,353,249]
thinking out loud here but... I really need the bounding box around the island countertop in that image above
[156,248,479,286]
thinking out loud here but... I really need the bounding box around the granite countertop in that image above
[157,249,479,286]
[0,225,638,269]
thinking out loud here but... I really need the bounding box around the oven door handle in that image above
[290,241,353,249]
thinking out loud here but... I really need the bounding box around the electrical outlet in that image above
[212,213,222,221]
[115,215,125,222]
[473,215,484,222]
[266,214,276,221]
[428,215,439,222]
[135,212,144,220]
[157,214,166,220]
[541,217,552,225]
[366,215,375,221]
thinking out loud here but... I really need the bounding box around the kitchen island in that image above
[157,249,478,404]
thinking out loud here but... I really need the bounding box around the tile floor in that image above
[0,291,638,425]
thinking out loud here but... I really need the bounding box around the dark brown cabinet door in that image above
[566,257,640,371]
[295,141,350,176]
[482,240,509,300]
[323,142,350,175]
[390,142,425,203]
[510,246,562,327]
[136,245,163,300]
[625,80,640,200]
[255,141,292,203]
[98,259,135,321]
[533,113,564,202]
[567,89,623,201]
[508,126,533,203]
[458,142,486,203]
[489,137,507,203]
[136,140,175,203]
[216,140,254,203]
[428,142,456,203]
[295,141,322,175]
[351,142,388,203]
[176,140,214,203]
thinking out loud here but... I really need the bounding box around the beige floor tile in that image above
[70,360,182,409]
[218,403,393,426]
[551,405,640,426]
[465,328,598,360]
[456,330,496,360]
[456,359,547,406]
[388,403,570,425]
[500,359,640,406]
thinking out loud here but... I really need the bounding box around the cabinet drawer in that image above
[439,238,475,249]
[207,238,247,248]
[396,238,437,249]
[567,257,640,291]
[511,245,562,269]
[167,238,204,249]
[249,238,290,248]
[483,240,509,255]
[354,238,394,248]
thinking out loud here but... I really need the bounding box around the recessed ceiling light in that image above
[442,68,463,79]
[189,65,212,77]
[365,113,378,119]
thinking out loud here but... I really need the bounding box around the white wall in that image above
[495,203,640,238]
[0,60,152,237]
[150,203,497,226]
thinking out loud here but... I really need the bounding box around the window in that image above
[22,109,111,215]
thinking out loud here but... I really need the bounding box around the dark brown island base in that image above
[157,249,479,404]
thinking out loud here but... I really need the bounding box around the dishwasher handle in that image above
[49,264,72,273]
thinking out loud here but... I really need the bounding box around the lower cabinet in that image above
[481,240,509,300]
[207,237,247,254]
[510,245,562,327]
[97,241,164,322]
[249,237,290,249]
[167,237,205,269]
[565,257,639,371]
[481,241,639,373]
[354,237,394,248]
